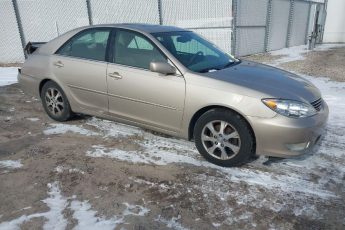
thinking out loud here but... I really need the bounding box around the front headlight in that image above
[262,99,317,118]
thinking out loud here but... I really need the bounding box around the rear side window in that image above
[113,30,166,69]
[56,29,110,61]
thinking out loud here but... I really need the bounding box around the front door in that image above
[106,29,185,133]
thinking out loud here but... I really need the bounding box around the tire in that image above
[194,109,255,167]
[41,81,72,122]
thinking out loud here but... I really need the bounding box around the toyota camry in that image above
[18,24,328,167]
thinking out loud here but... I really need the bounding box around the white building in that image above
[323,0,345,43]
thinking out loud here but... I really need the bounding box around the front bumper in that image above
[247,101,329,157]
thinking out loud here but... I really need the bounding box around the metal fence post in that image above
[319,1,328,43]
[264,0,272,52]
[231,0,238,56]
[12,0,26,58]
[305,2,312,45]
[158,0,163,25]
[286,0,294,47]
[86,0,93,25]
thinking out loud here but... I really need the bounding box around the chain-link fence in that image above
[90,0,160,24]
[17,0,89,42]
[1,0,326,63]
[0,0,24,63]
[233,0,268,56]
[268,0,290,51]
[233,0,326,56]
[160,0,233,52]
[289,0,310,47]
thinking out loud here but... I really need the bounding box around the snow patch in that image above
[26,117,40,122]
[70,200,149,230]
[155,215,188,230]
[87,146,149,164]
[122,203,150,217]
[0,160,23,169]
[0,182,68,230]
[87,144,201,166]
[313,43,345,51]
[43,123,99,136]
[86,117,143,137]
[70,200,123,230]
[55,165,85,174]
[270,45,309,64]
[0,182,150,229]
[42,182,69,229]
[212,222,222,227]
[88,144,336,198]
[270,43,345,65]
[0,67,18,87]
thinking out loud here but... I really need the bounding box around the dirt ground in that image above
[245,45,345,82]
[1,46,345,229]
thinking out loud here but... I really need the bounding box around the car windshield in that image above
[152,31,238,73]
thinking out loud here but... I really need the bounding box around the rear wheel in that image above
[194,109,255,167]
[41,81,72,121]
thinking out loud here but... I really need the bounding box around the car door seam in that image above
[67,84,108,96]
[107,92,178,111]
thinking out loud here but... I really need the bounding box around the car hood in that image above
[203,61,321,103]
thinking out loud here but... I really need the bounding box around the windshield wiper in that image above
[199,67,220,73]
[221,60,241,69]
[199,60,241,73]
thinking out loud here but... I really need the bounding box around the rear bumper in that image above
[17,72,40,98]
[247,101,329,157]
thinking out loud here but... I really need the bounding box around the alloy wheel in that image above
[45,87,64,116]
[201,120,241,160]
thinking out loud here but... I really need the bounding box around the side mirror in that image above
[150,62,176,75]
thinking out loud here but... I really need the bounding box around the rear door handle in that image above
[108,72,122,79]
[54,61,64,67]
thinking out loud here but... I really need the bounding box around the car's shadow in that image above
[69,113,91,121]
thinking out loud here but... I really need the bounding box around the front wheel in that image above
[194,109,255,167]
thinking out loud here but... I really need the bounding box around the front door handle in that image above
[108,72,122,79]
[54,61,64,68]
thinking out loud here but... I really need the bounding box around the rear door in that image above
[106,29,186,133]
[52,28,111,113]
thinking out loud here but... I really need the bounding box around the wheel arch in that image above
[188,105,256,151]
[39,78,53,96]
[38,78,81,115]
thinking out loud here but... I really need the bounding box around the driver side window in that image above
[113,30,167,69]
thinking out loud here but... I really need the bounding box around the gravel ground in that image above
[0,63,22,67]
[244,45,345,82]
[1,45,345,229]
[279,47,345,81]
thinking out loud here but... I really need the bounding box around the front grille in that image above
[311,98,323,111]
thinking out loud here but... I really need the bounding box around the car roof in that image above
[91,23,189,33]
[38,23,190,56]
